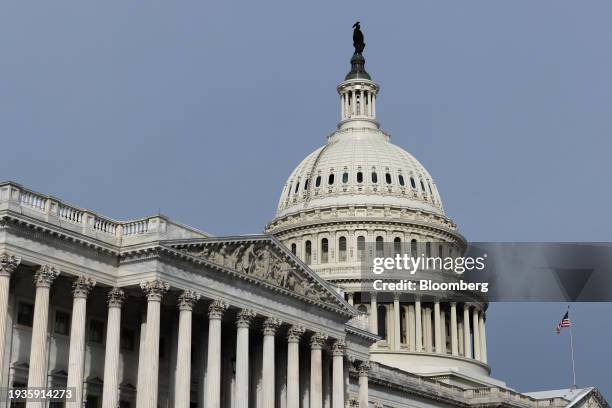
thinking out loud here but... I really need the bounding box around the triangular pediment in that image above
[164,235,356,317]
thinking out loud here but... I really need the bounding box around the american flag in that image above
[556,311,571,335]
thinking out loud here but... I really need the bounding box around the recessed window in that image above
[291,243,297,255]
[321,238,329,263]
[411,239,418,257]
[426,242,432,257]
[357,172,363,183]
[328,174,335,185]
[89,319,104,344]
[438,244,444,258]
[121,328,135,351]
[315,176,321,187]
[339,237,347,261]
[54,310,71,336]
[342,172,349,183]
[420,180,426,191]
[305,240,312,265]
[428,182,433,195]
[410,177,416,189]
[385,173,392,184]
[393,237,402,255]
[376,236,384,257]
[357,236,366,260]
[294,182,300,193]
[17,302,34,327]
[371,172,378,183]
[304,179,309,190]
[398,175,405,186]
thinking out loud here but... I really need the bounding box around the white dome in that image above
[275,127,445,218]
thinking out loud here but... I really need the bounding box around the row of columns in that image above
[341,89,376,119]
[0,254,372,408]
[365,294,487,363]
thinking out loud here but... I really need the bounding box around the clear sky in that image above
[1,0,611,399]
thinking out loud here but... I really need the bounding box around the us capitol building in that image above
[0,27,608,408]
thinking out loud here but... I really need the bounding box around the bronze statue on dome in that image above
[353,21,365,54]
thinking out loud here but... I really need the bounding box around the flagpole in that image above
[568,306,577,389]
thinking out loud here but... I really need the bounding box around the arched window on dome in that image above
[321,238,329,263]
[357,172,363,183]
[342,172,349,184]
[294,182,300,193]
[328,174,335,185]
[398,175,405,186]
[438,244,444,258]
[410,177,416,189]
[371,172,378,184]
[315,176,321,188]
[377,305,387,340]
[385,173,392,184]
[420,180,426,192]
[376,236,384,257]
[426,242,432,257]
[393,237,402,255]
[400,306,407,343]
[338,237,347,261]
[410,239,417,258]
[291,243,297,255]
[357,236,366,260]
[304,179,309,191]
[305,241,312,265]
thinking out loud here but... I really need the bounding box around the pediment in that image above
[164,235,355,317]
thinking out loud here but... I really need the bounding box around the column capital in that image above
[370,292,377,301]
[358,361,370,377]
[310,332,328,350]
[0,252,20,277]
[287,324,305,343]
[178,290,201,311]
[140,279,169,301]
[450,301,457,306]
[33,265,60,287]
[236,309,256,328]
[72,276,96,298]
[208,299,229,319]
[393,293,400,301]
[107,287,126,308]
[262,317,282,336]
[332,339,346,356]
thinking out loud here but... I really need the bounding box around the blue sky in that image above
[1,0,611,399]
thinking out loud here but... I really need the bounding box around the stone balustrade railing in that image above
[0,181,208,245]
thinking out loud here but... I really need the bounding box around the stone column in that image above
[424,306,432,353]
[440,309,447,354]
[286,325,305,408]
[369,293,378,335]
[0,253,19,389]
[358,362,369,408]
[26,265,60,403]
[205,300,229,408]
[393,295,401,350]
[407,304,416,352]
[262,317,281,408]
[480,312,488,364]
[414,299,422,352]
[347,293,354,306]
[472,308,481,361]
[457,321,464,356]
[463,304,472,359]
[66,276,96,408]
[433,301,442,353]
[331,340,345,408]
[234,309,256,408]
[174,290,200,408]
[372,94,376,117]
[450,302,458,356]
[138,280,169,408]
[101,288,126,408]
[310,333,327,408]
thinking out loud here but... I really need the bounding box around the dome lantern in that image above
[337,52,380,130]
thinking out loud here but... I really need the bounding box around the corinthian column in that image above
[310,333,327,408]
[262,317,281,408]
[463,304,472,359]
[433,301,441,353]
[331,340,345,408]
[479,312,488,364]
[414,298,422,352]
[138,280,169,408]
[205,300,229,408]
[473,308,481,361]
[358,362,369,408]
[174,290,200,408]
[26,265,60,407]
[369,293,378,335]
[450,302,458,356]
[235,309,256,408]
[0,253,20,389]
[102,288,126,408]
[286,325,304,408]
[66,276,96,408]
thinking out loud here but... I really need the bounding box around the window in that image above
[85,396,99,408]
[357,236,366,260]
[411,239,418,258]
[342,172,349,183]
[338,237,347,261]
[393,237,402,255]
[371,172,378,183]
[321,238,329,263]
[294,182,300,193]
[376,236,384,257]
[304,179,309,190]
[377,305,387,340]
[54,310,71,336]
[315,176,321,187]
[438,244,444,258]
[328,174,335,185]
[89,319,104,344]
[17,302,34,327]
[305,241,312,265]
[426,242,432,257]
[291,243,297,255]
[428,182,433,195]
[410,177,416,189]
[420,180,426,191]
[398,175,405,186]
[356,172,363,183]
[385,173,392,184]
[121,328,135,351]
